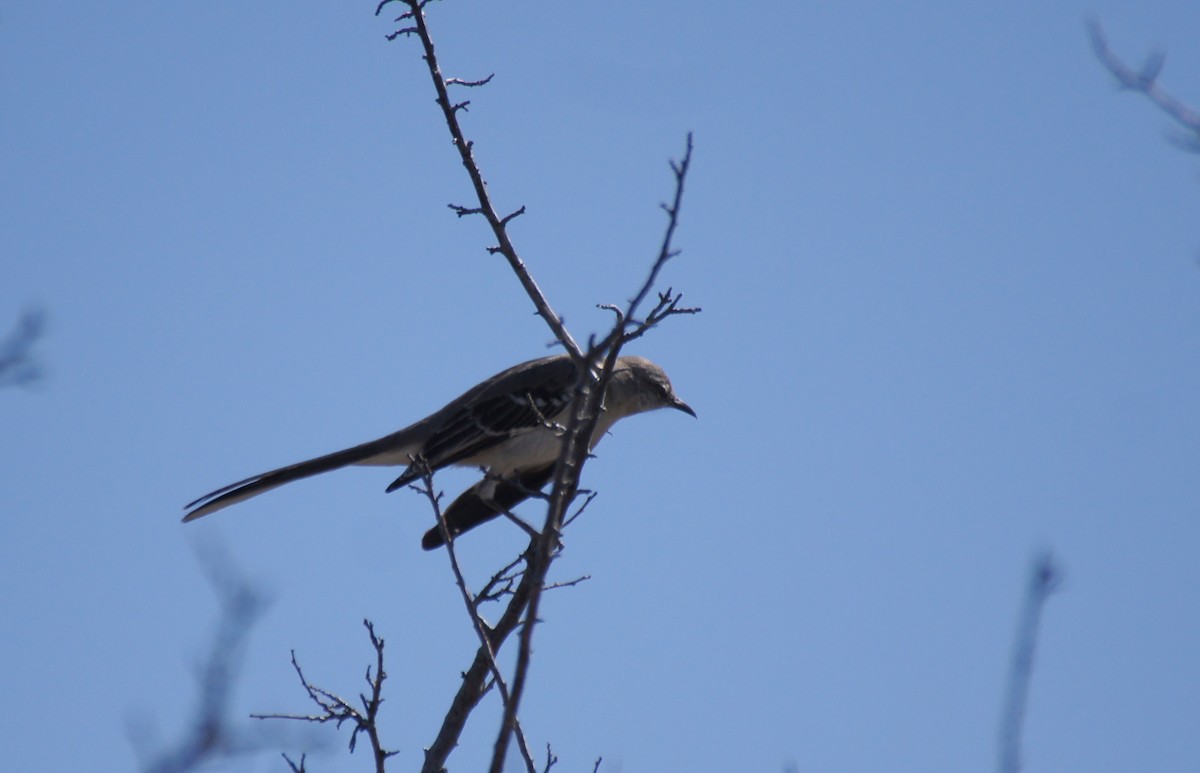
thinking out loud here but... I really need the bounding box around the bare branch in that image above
[376,0,430,26]
[593,134,698,355]
[384,26,418,41]
[410,467,539,773]
[561,490,598,530]
[543,574,591,592]
[491,134,697,773]
[490,364,612,772]
[500,206,527,227]
[448,203,484,218]
[422,548,539,773]
[447,74,495,88]
[475,554,527,606]
[998,553,1063,773]
[383,7,698,771]
[385,0,582,358]
[595,303,624,326]
[627,134,695,321]
[253,622,396,773]
[617,288,702,348]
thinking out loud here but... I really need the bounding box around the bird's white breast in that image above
[465,424,566,474]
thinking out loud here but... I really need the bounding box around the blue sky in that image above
[3,2,1199,771]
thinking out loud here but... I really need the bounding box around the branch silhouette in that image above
[0,308,45,388]
[1087,18,1200,154]
[253,621,397,773]
[997,553,1062,773]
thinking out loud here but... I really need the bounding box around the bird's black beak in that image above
[671,397,697,418]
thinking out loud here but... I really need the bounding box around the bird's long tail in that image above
[421,464,556,549]
[183,434,411,522]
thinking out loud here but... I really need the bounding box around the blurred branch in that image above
[134,544,271,773]
[1087,17,1200,154]
[997,552,1062,773]
[0,308,46,388]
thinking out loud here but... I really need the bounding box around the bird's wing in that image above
[386,356,579,492]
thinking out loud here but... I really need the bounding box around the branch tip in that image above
[446,74,495,88]
[500,206,526,226]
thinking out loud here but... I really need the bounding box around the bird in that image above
[183,354,694,549]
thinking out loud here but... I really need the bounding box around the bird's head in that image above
[607,356,695,419]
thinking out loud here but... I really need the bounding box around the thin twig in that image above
[447,74,495,88]
[253,622,397,773]
[543,574,590,592]
[594,134,700,355]
[561,490,598,530]
[383,0,582,358]
[475,554,527,606]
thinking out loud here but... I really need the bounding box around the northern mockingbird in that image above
[183,354,694,549]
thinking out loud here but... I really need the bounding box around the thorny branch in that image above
[1087,17,1200,154]
[420,546,540,773]
[252,621,397,773]
[376,0,582,359]
[376,2,697,772]
[592,137,701,354]
[491,131,695,773]
[409,468,539,773]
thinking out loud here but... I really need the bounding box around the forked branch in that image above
[377,4,697,772]
[252,621,396,773]
[409,468,539,773]
[492,135,696,772]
